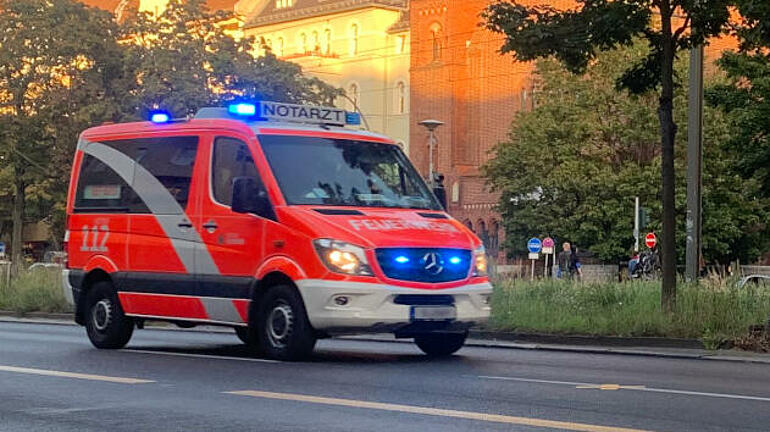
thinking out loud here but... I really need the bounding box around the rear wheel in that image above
[257,285,316,361]
[84,281,134,349]
[414,332,467,357]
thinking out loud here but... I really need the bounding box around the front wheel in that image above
[257,285,316,361]
[415,332,467,357]
[84,281,134,349]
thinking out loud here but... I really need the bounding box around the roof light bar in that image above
[149,112,171,124]
[228,103,257,116]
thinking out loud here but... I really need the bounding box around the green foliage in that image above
[706,4,770,198]
[483,0,731,94]
[491,278,770,342]
[484,44,770,263]
[121,0,341,118]
[0,268,71,314]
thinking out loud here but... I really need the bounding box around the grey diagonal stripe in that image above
[81,140,220,275]
[199,298,244,324]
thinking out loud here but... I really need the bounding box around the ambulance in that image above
[62,101,492,360]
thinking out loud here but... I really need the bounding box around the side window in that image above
[212,137,261,206]
[106,136,199,211]
[74,155,147,213]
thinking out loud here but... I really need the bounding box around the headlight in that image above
[313,239,373,276]
[473,245,488,277]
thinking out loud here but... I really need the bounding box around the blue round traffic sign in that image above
[527,237,542,253]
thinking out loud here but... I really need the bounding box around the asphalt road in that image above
[2,321,770,432]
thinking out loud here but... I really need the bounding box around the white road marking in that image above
[477,375,770,402]
[123,348,280,363]
[0,365,153,384]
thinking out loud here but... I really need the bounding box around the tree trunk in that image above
[658,2,678,313]
[11,176,25,276]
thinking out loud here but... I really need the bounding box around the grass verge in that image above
[491,278,770,348]
[0,268,71,314]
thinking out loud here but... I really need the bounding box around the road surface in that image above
[1,321,769,431]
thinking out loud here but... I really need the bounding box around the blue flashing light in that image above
[228,103,257,116]
[345,111,361,125]
[394,255,410,264]
[150,112,171,123]
[448,256,462,265]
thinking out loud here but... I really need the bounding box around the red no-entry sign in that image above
[645,232,657,249]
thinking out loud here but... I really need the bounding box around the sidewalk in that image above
[3,311,770,365]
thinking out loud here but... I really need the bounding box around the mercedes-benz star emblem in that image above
[421,252,444,275]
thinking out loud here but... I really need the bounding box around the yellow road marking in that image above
[225,390,654,432]
[0,365,154,384]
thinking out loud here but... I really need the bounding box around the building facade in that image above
[241,0,411,152]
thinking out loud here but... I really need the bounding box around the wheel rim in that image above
[266,301,294,349]
[92,299,112,332]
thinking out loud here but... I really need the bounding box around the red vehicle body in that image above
[63,102,492,360]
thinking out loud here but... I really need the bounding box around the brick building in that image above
[409,0,571,260]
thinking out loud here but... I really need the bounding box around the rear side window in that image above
[74,136,199,213]
[74,155,147,213]
[211,137,260,206]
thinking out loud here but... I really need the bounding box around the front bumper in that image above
[296,279,492,334]
[61,269,75,306]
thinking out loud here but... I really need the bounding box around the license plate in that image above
[411,306,456,321]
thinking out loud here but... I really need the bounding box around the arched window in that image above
[299,33,307,53]
[349,23,359,55]
[464,220,474,233]
[477,220,489,250]
[489,220,500,256]
[395,81,406,114]
[347,83,359,111]
[323,29,332,55]
[311,31,319,52]
[430,23,442,61]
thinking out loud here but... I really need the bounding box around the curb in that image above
[3,311,769,364]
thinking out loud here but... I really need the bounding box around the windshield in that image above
[259,135,441,210]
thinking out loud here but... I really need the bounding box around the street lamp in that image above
[418,119,443,188]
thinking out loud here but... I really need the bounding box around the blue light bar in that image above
[345,111,361,125]
[448,256,462,265]
[228,103,257,116]
[150,112,170,123]
[394,255,410,264]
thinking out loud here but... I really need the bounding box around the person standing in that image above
[570,245,583,280]
[557,242,572,279]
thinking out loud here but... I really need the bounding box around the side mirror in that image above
[231,177,273,219]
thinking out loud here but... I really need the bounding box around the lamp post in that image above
[418,119,444,188]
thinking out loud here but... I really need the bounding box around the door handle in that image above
[178,221,193,229]
[202,220,218,232]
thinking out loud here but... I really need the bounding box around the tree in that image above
[0,0,125,270]
[483,0,733,311]
[121,0,341,119]
[706,1,770,198]
[485,45,770,266]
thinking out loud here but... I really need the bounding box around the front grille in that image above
[375,248,471,283]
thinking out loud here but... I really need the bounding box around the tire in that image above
[414,332,467,357]
[84,281,134,349]
[257,285,316,361]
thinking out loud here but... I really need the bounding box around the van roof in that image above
[80,118,395,144]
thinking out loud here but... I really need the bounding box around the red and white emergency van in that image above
[63,101,492,360]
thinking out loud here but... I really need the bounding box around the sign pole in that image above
[686,44,704,282]
[531,259,535,281]
[634,197,640,253]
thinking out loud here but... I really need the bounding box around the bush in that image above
[491,278,770,343]
[0,267,71,314]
